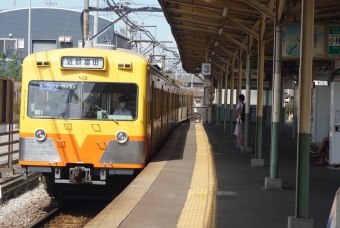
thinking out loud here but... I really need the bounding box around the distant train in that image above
[19,46,193,198]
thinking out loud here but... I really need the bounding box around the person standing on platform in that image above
[235,94,245,148]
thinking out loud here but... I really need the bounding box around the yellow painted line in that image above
[177,124,217,228]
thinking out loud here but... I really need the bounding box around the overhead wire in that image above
[79,0,181,67]
[105,0,180,60]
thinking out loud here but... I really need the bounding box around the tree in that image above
[0,53,6,77]
[0,52,22,79]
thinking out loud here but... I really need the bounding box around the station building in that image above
[0,7,130,59]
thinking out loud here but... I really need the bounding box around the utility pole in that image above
[93,0,99,44]
[84,0,89,43]
[28,0,31,55]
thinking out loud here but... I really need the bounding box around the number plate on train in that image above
[61,56,104,69]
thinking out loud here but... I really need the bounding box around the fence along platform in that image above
[0,78,21,168]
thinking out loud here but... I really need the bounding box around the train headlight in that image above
[35,128,47,141]
[116,131,128,144]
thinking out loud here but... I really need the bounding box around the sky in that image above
[0,0,176,46]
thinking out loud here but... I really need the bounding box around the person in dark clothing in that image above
[235,94,245,148]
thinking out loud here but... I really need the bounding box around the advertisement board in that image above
[282,24,325,58]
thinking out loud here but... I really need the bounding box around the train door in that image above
[163,89,168,138]
[167,89,172,133]
[169,91,173,129]
[149,81,154,154]
[154,87,161,149]
[160,86,164,141]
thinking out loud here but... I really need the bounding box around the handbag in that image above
[234,120,239,136]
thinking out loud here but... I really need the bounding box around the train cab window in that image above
[27,81,138,121]
[28,81,81,118]
[82,82,138,121]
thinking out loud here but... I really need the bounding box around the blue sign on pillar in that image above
[202,63,211,75]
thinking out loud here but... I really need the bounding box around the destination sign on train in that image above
[61,56,104,69]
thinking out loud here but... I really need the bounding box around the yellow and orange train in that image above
[19,47,193,198]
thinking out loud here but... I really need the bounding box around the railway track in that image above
[1,172,41,203]
[26,174,137,227]
[29,205,64,228]
[28,200,107,228]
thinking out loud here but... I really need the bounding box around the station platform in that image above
[85,122,340,228]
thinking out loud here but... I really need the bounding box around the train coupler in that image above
[69,167,91,184]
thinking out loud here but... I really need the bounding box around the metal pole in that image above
[270,25,282,179]
[8,80,14,169]
[93,0,99,44]
[217,70,222,129]
[292,84,298,139]
[237,48,243,96]
[206,46,208,62]
[280,76,285,131]
[206,46,212,124]
[255,30,265,159]
[229,58,235,137]
[224,65,229,134]
[8,124,13,169]
[245,49,253,147]
[84,0,89,43]
[296,0,314,219]
[27,0,31,55]
[191,74,193,89]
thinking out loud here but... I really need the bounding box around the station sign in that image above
[264,61,295,74]
[328,25,340,58]
[227,80,269,89]
[61,56,105,69]
[234,69,258,79]
[201,63,211,75]
[313,71,331,81]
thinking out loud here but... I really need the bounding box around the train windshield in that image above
[27,81,138,120]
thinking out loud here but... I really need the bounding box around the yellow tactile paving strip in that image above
[177,124,217,228]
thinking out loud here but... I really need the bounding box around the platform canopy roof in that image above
[158,0,340,77]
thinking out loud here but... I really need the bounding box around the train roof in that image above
[23,47,187,90]
[24,47,147,61]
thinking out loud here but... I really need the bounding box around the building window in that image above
[0,39,17,58]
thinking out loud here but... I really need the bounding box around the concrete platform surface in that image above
[86,123,339,228]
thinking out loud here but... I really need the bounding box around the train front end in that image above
[19,48,148,197]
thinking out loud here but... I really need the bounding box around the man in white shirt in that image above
[114,95,132,116]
